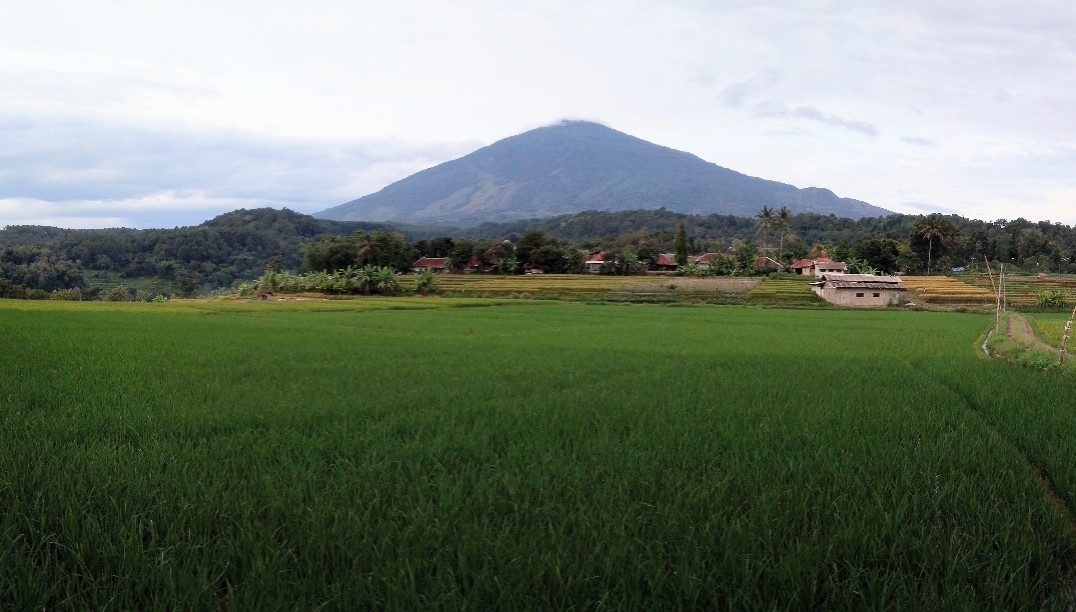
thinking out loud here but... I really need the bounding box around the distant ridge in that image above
[316,120,892,225]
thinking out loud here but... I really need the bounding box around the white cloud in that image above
[0,0,1073,226]
[0,111,476,227]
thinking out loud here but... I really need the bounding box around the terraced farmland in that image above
[899,275,996,305]
[746,274,826,305]
[961,272,1076,307]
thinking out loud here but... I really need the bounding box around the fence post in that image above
[1060,304,1076,365]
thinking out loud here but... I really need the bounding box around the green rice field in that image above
[1027,311,1076,348]
[2,298,1075,609]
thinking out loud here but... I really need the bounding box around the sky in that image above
[1,0,1074,229]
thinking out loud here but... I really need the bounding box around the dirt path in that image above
[1006,312,1061,357]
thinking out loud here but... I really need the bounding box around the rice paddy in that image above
[900,275,996,305]
[963,273,1076,307]
[2,298,1076,609]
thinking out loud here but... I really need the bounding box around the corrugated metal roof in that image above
[817,273,906,290]
[829,280,907,289]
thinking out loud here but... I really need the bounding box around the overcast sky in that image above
[1,1,1074,228]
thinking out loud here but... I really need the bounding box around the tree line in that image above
[2,206,1076,299]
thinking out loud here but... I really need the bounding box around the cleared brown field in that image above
[398,273,759,302]
[900,276,996,305]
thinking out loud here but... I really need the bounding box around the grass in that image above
[2,299,1076,608]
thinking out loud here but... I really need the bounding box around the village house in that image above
[689,253,722,270]
[790,257,847,276]
[412,256,447,273]
[810,273,907,307]
[752,256,784,270]
[653,253,678,271]
[584,251,605,274]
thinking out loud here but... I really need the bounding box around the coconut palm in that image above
[775,205,791,264]
[919,216,947,275]
[756,206,774,257]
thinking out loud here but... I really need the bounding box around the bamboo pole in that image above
[1060,303,1076,365]
[994,262,1002,311]
[984,258,996,294]
[995,264,1003,333]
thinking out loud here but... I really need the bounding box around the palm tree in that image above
[919,216,946,275]
[756,206,774,257]
[775,205,791,264]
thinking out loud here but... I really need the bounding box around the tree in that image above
[847,258,877,275]
[852,237,902,274]
[514,230,548,272]
[911,214,957,274]
[414,269,437,296]
[832,238,851,263]
[775,206,792,263]
[673,220,688,267]
[756,206,774,257]
[733,242,759,274]
[302,236,356,272]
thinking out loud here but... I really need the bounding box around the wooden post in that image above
[1060,304,1076,365]
[994,262,1002,311]
[995,264,1003,333]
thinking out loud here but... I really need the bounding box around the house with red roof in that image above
[584,251,605,274]
[790,257,846,276]
[412,256,447,273]
[689,252,722,270]
[753,256,784,269]
[653,253,678,271]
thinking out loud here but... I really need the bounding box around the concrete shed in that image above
[810,273,907,307]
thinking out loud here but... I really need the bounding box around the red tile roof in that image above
[655,253,677,267]
[412,256,447,268]
[791,257,832,269]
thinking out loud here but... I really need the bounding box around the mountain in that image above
[316,120,892,225]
